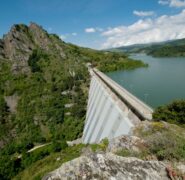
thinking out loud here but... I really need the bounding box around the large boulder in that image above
[43,153,169,180]
[107,135,145,153]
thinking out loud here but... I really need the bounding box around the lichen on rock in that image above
[43,152,169,180]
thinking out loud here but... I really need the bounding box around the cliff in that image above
[0,23,66,73]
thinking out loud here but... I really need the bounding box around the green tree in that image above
[0,96,9,124]
[153,100,185,126]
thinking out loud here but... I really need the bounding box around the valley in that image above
[0,23,146,179]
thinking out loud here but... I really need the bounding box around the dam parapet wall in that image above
[83,67,153,144]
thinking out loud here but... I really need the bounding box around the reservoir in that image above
[106,54,185,108]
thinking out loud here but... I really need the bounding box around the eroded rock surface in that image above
[29,23,52,51]
[0,22,66,73]
[3,24,34,62]
[43,153,169,180]
[107,135,145,153]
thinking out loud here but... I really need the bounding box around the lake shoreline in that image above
[106,54,185,108]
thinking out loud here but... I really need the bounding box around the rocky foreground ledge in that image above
[43,152,168,180]
[42,121,185,180]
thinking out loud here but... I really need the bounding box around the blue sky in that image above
[1,0,185,49]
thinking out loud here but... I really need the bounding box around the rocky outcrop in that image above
[43,121,185,180]
[107,135,145,153]
[3,23,49,73]
[43,153,169,180]
[1,22,64,73]
[3,24,34,62]
[2,24,34,73]
[29,23,52,51]
[2,23,53,61]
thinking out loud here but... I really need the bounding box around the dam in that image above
[82,66,153,144]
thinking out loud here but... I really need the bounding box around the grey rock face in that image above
[107,135,145,153]
[0,22,66,73]
[3,24,34,73]
[43,153,169,180]
[1,23,60,73]
[3,24,34,62]
[3,23,52,62]
[29,22,52,51]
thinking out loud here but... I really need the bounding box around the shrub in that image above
[0,156,22,180]
[153,100,185,126]
[50,140,68,153]
[28,49,49,72]
[135,122,185,161]
[15,141,34,154]
[0,96,9,124]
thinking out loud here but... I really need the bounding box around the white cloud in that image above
[101,10,185,48]
[72,32,77,36]
[170,0,185,7]
[158,0,169,5]
[133,10,155,17]
[85,28,96,33]
[158,0,185,7]
[85,27,104,33]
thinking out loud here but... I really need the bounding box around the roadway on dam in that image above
[83,67,153,144]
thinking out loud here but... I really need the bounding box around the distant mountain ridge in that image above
[109,38,185,57]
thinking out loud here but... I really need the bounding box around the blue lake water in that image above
[106,54,185,108]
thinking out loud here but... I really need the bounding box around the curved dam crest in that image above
[83,67,153,144]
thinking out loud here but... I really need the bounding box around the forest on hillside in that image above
[0,24,147,179]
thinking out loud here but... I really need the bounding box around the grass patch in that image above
[89,138,109,152]
[134,122,185,161]
[14,144,86,180]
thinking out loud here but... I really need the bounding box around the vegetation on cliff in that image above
[1,23,184,180]
[0,23,147,179]
[116,121,185,170]
[14,140,109,180]
[134,121,185,161]
[14,121,185,180]
[68,45,148,72]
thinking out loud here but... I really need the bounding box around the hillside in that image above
[110,38,185,57]
[15,121,185,180]
[0,23,147,179]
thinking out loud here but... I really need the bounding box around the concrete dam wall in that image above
[82,68,153,144]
